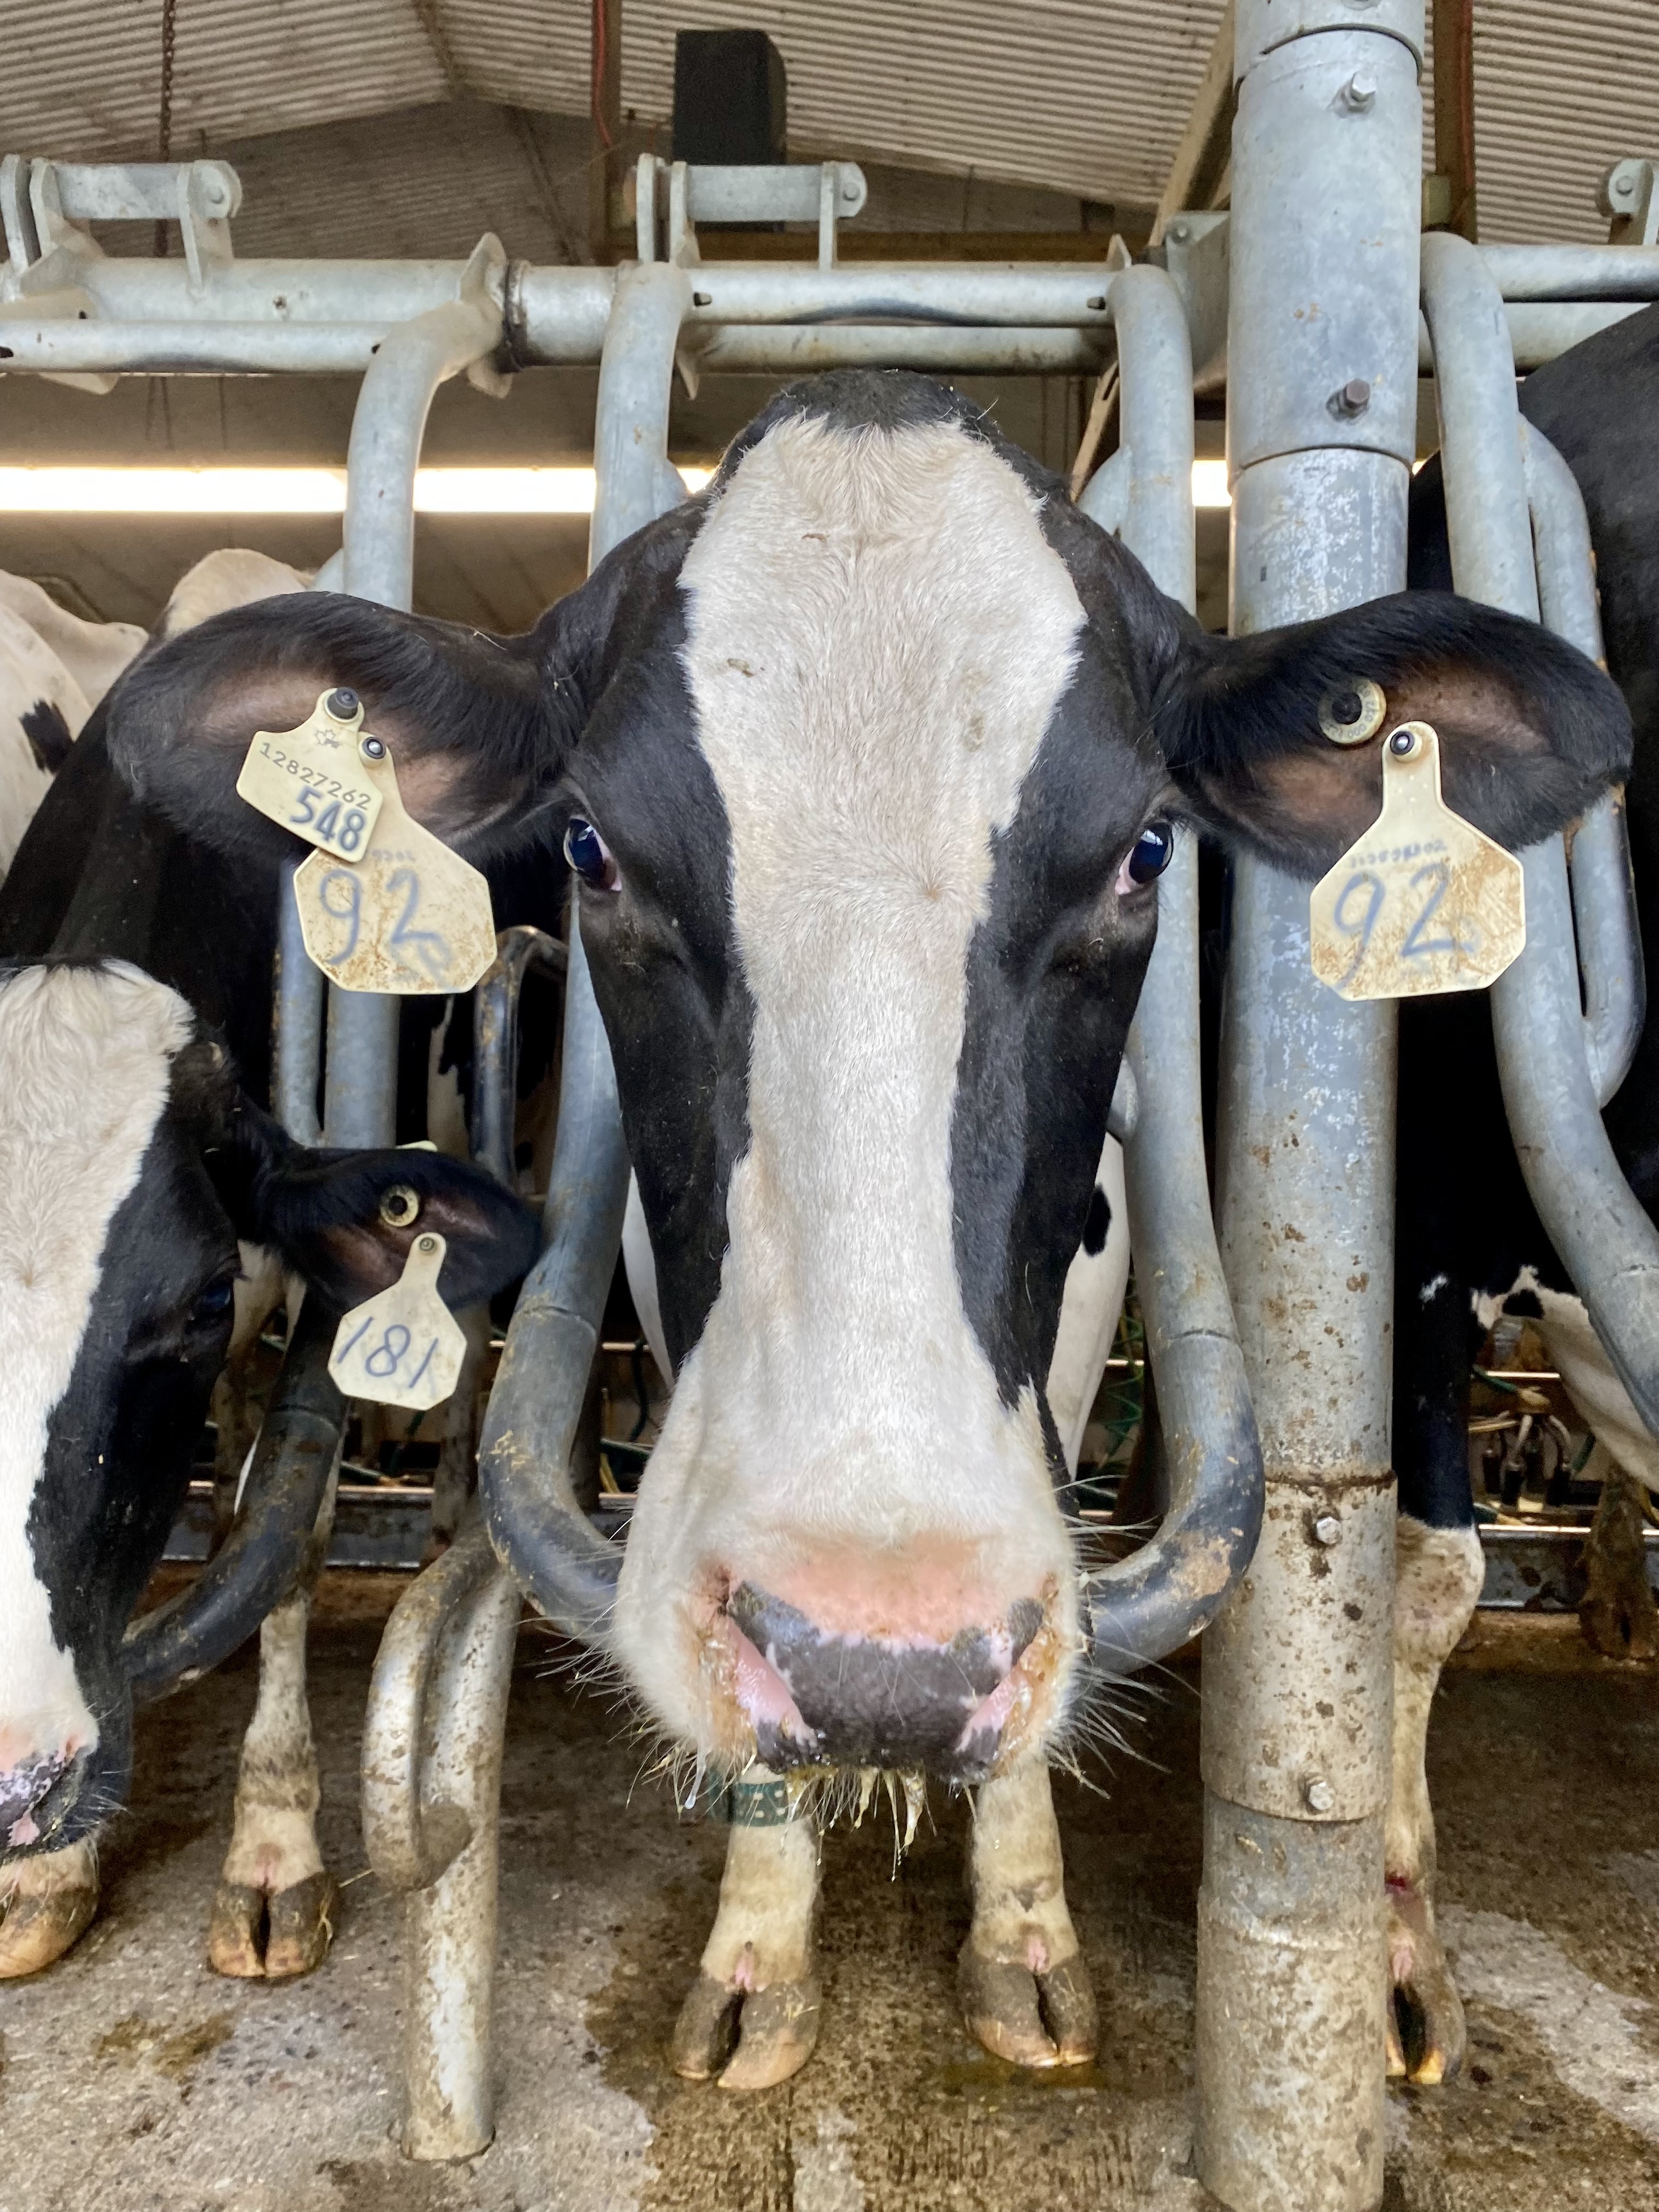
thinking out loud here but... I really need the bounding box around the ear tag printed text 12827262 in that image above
[1309,721,1526,1001]
[239,688,496,995]
[329,1232,467,1412]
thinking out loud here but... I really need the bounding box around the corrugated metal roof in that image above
[2,1,1655,248]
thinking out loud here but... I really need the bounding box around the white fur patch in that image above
[1046,1136,1130,1478]
[0,964,194,1770]
[1533,1287,1659,1496]
[614,414,1088,1754]
[155,548,310,640]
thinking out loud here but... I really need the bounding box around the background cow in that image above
[103,370,1629,2086]
[0,573,144,881]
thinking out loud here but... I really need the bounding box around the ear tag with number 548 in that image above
[241,686,498,996]
[236,687,384,860]
[1309,721,1526,1001]
[329,1232,467,1412]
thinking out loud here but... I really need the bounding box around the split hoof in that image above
[670,1968,822,2091]
[207,1870,337,1979]
[958,1945,1097,2069]
[1387,1883,1464,2086]
[0,1878,99,1978]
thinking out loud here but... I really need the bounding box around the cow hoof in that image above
[958,1945,1097,2068]
[669,1969,822,2090]
[0,1878,99,1977]
[1387,1881,1464,2086]
[207,1871,337,1979]
[1578,1467,1659,1661]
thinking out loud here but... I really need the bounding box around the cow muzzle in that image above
[718,1581,1065,1782]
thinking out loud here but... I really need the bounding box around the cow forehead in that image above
[678,414,1087,952]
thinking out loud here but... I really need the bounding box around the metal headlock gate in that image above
[5,4,1659,2195]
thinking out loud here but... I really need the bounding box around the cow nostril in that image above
[0,1748,71,1843]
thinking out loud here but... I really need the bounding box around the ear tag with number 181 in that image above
[329,1232,467,1412]
[1309,721,1526,1001]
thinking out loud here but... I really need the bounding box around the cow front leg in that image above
[1387,1514,1484,2085]
[0,1839,99,1977]
[671,1779,822,2091]
[207,1481,337,1979]
[960,1759,1095,2068]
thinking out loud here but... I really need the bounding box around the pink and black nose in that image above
[0,1750,72,1850]
[725,1585,1046,1780]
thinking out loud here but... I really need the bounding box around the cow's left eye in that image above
[1119,819,1175,892]
[563,815,620,892]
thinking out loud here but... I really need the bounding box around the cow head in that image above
[105,371,1630,1788]
[0,958,535,1860]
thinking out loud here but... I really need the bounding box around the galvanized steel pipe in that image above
[1200,5,1422,2204]
[1423,229,1659,1436]
[1521,422,1645,1105]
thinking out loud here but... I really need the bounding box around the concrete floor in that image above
[3,1588,1659,2212]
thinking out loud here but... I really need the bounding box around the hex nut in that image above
[1313,1514,1343,1547]
[1304,1777,1336,1814]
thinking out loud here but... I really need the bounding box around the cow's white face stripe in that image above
[614,415,1089,1751]
[0,964,194,1769]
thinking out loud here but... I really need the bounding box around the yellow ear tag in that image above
[329,1232,467,1412]
[1309,720,1526,1001]
[236,687,384,860]
[291,732,497,995]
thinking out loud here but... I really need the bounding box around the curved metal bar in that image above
[1520,421,1645,1106]
[362,1514,507,1893]
[1422,229,1659,1436]
[123,1298,344,1702]
[479,915,631,1640]
[273,859,324,1146]
[469,924,568,1190]
[588,259,693,570]
[1080,265,1262,1673]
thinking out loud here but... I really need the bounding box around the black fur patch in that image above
[1081,1184,1112,1257]
[21,699,72,775]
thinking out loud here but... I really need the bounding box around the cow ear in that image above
[101,501,701,873]
[218,1102,538,1311]
[1153,592,1632,879]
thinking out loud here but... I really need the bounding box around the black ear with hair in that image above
[101,498,706,877]
[215,1100,538,1313]
[1154,592,1632,879]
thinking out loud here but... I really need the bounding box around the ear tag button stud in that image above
[236,687,385,860]
[289,724,497,995]
[329,1232,467,1412]
[1310,720,1526,1001]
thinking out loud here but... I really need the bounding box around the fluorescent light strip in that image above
[0,461,1231,514]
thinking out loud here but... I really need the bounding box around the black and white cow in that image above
[1372,299,1659,2086]
[0,559,537,1982]
[104,371,1629,2086]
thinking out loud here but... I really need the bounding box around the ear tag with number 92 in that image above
[236,688,384,860]
[291,721,495,998]
[329,1232,467,1412]
[1309,721,1525,1001]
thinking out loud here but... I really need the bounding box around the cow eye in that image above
[563,816,620,891]
[191,1276,236,1328]
[1318,676,1387,745]
[1118,819,1175,893]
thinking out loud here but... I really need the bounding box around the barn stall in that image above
[2,4,1659,2209]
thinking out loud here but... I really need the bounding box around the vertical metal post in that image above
[324,253,506,1149]
[1199,7,1425,2208]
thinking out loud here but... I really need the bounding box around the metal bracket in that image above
[1601,157,1659,246]
[1159,209,1230,396]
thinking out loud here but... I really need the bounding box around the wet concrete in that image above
[2,1579,1658,2211]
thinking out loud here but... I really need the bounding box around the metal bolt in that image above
[1340,71,1376,112]
[1304,1777,1336,1814]
[1333,377,1372,417]
[1170,219,1190,243]
[1313,1514,1342,1547]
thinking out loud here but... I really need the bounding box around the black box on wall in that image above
[672,30,788,165]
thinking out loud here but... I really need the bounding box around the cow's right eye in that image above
[563,816,620,892]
